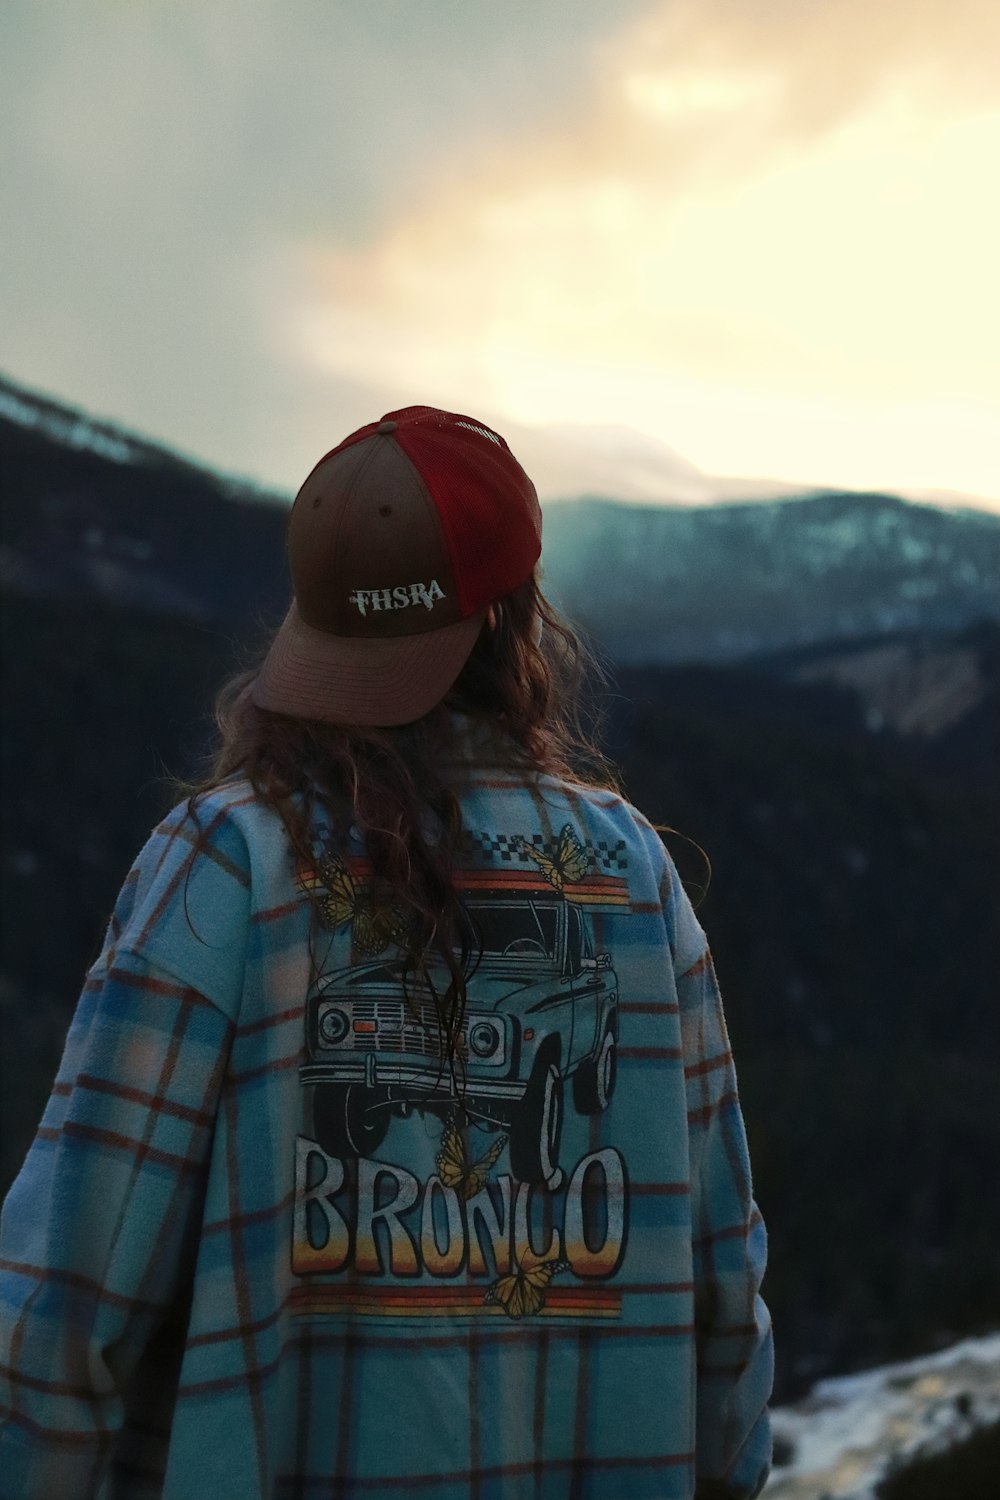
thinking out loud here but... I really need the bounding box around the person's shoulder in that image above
[103,778,265,1016]
[150,777,286,862]
[113,778,270,951]
[538,774,706,964]
[154,775,259,836]
[532,773,675,890]
[538,774,665,853]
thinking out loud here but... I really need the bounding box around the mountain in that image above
[742,623,1000,775]
[615,619,1000,781]
[0,371,290,631]
[541,494,1000,662]
[3,371,999,667]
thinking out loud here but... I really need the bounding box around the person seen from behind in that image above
[0,406,773,1498]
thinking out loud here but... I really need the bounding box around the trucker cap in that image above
[252,405,543,726]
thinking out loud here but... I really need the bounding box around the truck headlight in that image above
[318,1005,350,1046]
[469,1020,501,1058]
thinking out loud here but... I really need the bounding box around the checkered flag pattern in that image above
[460,829,628,872]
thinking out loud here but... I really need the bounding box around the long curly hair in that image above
[177,569,619,1085]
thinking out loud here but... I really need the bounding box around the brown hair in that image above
[177,570,620,1084]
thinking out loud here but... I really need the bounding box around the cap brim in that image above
[251,602,487,727]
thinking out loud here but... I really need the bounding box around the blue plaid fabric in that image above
[0,742,772,1499]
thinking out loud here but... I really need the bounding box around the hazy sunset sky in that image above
[2,0,999,507]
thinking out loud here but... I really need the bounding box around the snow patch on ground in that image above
[765,1333,1000,1498]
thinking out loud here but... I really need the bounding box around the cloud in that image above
[1,0,998,499]
[609,0,1000,150]
[0,0,649,481]
[290,0,1000,497]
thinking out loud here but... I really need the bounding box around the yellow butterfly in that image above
[519,824,589,892]
[315,854,409,958]
[435,1113,507,1200]
[485,1256,570,1319]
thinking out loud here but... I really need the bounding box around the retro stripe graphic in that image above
[288,1284,622,1319]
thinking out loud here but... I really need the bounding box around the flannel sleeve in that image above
[0,949,235,1499]
[0,801,246,1499]
[671,871,774,1500]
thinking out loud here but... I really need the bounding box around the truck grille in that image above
[348,998,460,1056]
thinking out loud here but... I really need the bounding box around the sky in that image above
[2,0,999,509]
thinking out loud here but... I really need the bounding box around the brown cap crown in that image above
[289,430,461,638]
[252,406,541,725]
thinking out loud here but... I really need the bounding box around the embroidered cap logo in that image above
[348,581,446,617]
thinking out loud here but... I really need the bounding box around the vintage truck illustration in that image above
[300,885,619,1187]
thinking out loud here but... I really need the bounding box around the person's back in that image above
[0,408,772,1499]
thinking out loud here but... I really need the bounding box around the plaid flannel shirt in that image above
[0,739,772,1500]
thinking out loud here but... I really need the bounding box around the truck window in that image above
[466,901,558,962]
[566,904,584,975]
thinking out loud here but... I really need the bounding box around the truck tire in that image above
[313,1084,389,1158]
[510,1050,563,1187]
[572,1019,617,1114]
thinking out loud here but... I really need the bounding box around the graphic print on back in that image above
[291,823,632,1321]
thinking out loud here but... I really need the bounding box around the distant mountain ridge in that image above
[0,370,284,499]
[541,493,1000,663]
[0,371,290,633]
[2,371,998,668]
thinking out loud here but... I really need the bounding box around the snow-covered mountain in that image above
[0,380,144,466]
[0,371,291,628]
[765,1333,1000,1499]
[541,494,1000,662]
[0,372,279,497]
